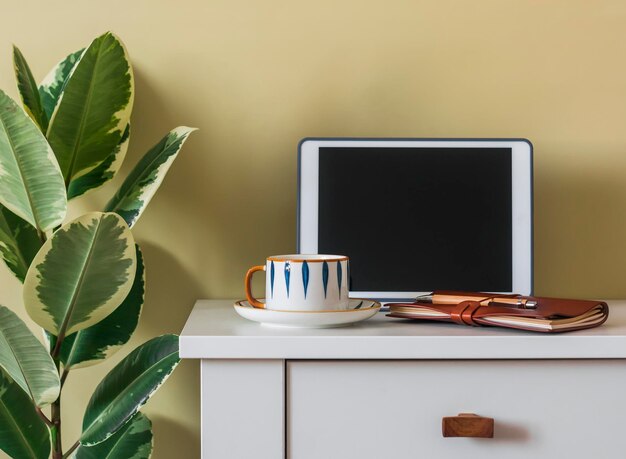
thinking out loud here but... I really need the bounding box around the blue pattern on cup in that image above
[322,261,329,298]
[337,261,342,299]
[284,262,291,298]
[302,261,310,298]
[270,261,275,298]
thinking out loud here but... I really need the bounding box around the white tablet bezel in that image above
[297,138,533,299]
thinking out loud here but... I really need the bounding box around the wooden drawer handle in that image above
[442,413,494,438]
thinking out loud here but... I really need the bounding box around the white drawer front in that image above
[287,360,626,459]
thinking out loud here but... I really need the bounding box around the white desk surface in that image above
[180,299,626,360]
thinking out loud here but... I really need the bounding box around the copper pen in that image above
[415,292,538,309]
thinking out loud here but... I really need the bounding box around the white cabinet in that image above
[181,300,626,459]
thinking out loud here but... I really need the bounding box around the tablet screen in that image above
[318,147,512,292]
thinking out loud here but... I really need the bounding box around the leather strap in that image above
[450,300,482,326]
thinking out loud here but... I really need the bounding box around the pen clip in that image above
[488,299,538,309]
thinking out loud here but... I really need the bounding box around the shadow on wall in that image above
[131,67,195,156]
[130,67,226,287]
[138,240,203,334]
[136,241,203,459]
[129,69,206,458]
[149,411,200,458]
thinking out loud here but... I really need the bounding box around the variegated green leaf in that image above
[0,204,41,282]
[46,32,133,184]
[75,412,152,459]
[38,48,84,122]
[13,46,47,131]
[106,127,196,227]
[60,244,144,369]
[68,123,131,200]
[0,89,67,232]
[23,212,136,338]
[81,335,179,445]
[0,306,60,407]
[0,369,51,459]
[42,47,131,200]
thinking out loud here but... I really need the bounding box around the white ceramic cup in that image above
[245,254,350,310]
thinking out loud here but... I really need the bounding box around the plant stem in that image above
[49,326,69,458]
[60,368,70,389]
[51,353,63,458]
[61,441,79,459]
[51,395,62,459]
[51,332,65,359]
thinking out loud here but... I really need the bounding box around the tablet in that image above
[297,138,533,300]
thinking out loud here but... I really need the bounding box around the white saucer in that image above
[233,299,381,328]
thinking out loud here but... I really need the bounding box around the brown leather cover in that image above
[387,291,609,333]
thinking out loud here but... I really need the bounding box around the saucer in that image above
[233,299,381,328]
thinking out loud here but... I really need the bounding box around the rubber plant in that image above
[0,32,195,458]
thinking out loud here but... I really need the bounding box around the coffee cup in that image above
[245,254,350,310]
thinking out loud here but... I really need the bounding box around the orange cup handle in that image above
[245,265,266,308]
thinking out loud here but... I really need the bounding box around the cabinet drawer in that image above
[287,360,626,459]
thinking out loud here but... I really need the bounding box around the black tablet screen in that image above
[318,147,512,292]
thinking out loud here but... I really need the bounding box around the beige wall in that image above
[2,0,626,457]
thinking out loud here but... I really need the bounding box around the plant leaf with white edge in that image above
[0,204,41,282]
[105,127,195,227]
[75,412,152,459]
[60,244,144,369]
[39,48,84,122]
[23,212,136,338]
[46,32,133,184]
[68,123,131,200]
[13,45,47,131]
[0,89,67,232]
[0,306,60,407]
[81,334,179,446]
[0,369,51,459]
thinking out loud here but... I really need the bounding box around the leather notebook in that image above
[386,291,609,333]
